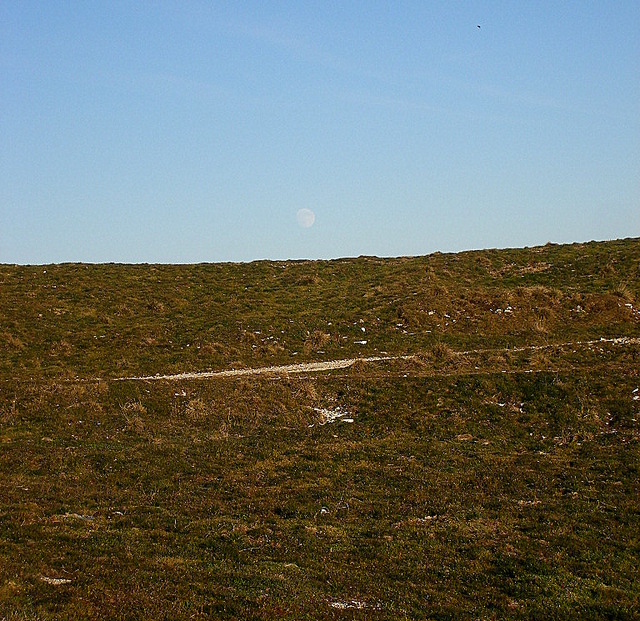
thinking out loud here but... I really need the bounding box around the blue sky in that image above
[1,1,638,263]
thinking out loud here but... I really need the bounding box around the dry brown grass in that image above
[121,399,147,433]
[1,331,24,351]
[614,281,635,303]
[303,330,331,354]
[185,398,210,422]
[533,317,550,334]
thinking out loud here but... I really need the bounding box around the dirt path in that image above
[113,355,401,382]
[111,336,639,382]
[459,335,639,356]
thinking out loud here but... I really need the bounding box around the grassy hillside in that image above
[1,238,639,381]
[1,238,639,619]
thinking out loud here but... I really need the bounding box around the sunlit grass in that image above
[1,238,639,619]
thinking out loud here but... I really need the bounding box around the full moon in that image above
[296,208,315,228]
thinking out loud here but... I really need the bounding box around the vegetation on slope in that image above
[0,238,639,619]
[1,238,638,380]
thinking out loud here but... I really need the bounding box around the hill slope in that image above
[0,238,639,620]
[1,238,639,380]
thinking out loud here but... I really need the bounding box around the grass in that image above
[1,238,639,619]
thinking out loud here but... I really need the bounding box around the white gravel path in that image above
[113,355,400,382]
[110,336,639,382]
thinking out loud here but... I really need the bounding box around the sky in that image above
[1,1,639,264]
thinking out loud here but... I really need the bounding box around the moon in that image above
[296,208,315,228]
